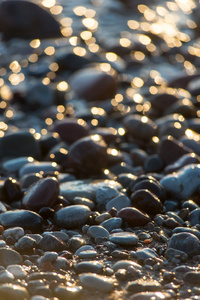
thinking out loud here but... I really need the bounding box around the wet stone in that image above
[54,118,89,144]
[74,245,95,256]
[0,248,22,267]
[73,197,95,210]
[188,208,200,226]
[78,250,97,259]
[6,265,27,279]
[19,161,59,178]
[79,273,115,293]
[160,164,200,200]
[0,210,44,232]
[70,65,118,101]
[112,260,142,272]
[75,261,103,274]
[87,225,109,239]
[0,130,40,160]
[0,0,61,40]
[0,283,30,300]
[167,232,200,257]
[15,236,38,253]
[100,217,122,232]
[130,291,172,300]
[109,231,139,246]
[54,285,83,300]
[38,234,66,252]
[135,248,158,262]
[67,135,108,175]
[123,114,157,142]
[22,177,59,211]
[117,207,151,227]
[42,231,69,243]
[131,189,163,215]
[2,156,35,174]
[105,193,131,211]
[53,205,91,229]
[172,227,200,240]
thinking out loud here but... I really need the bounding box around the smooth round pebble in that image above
[79,273,115,292]
[109,231,139,246]
[167,232,200,256]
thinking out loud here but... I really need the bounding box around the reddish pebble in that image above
[117,207,151,227]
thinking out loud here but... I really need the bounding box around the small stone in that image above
[75,261,103,274]
[6,265,27,279]
[135,248,158,262]
[0,270,14,283]
[42,231,69,243]
[123,114,157,142]
[38,234,66,252]
[188,208,200,226]
[172,227,200,240]
[73,197,95,210]
[0,210,44,233]
[67,135,108,175]
[109,231,139,246]
[15,236,38,253]
[19,162,59,178]
[38,252,58,265]
[165,248,188,262]
[26,272,66,283]
[70,66,118,101]
[22,177,59,211]
[167,232,200,256]
[112,260,142,272]
[3,227,24,242]
[54,205,91,229]
[129,291,171,300]
[87,225,109,239]
[78,250,97,259]
[0,283,29,300]
[54,285,83,300]
[106,193,131,211]
[126,280,162,293]
[184,272,200,284]
[74,245,95,256]
[79,273,114,292]
[131,189,163,215]
[117,207,151,227]
[101,217,122,232]
[0,248,22,267]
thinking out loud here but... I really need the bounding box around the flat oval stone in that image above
[106,194,131,211]
[112,260,142,272]
[160,164,200,200]
[0,283,29,300]
[38,234,66,252]
[22,177,59,211]
[135,248,158,261]
[188,208,200,226]
[2,156,35,173]
[54,285,83,300]
[87,225,109,239]
[117,207,151,227]
[75,261,103,274]
[0,210,44,232]
[167,232,200,256]
[19,161,59,178]
[172,227,200,240]
[74,245,95,256]
[100,217,122,232]
[68,135,108,175]
[0,248,22,267]
[126,280,162,293]
[6,265,27,279]
[15,236,38,253]
[53,205,91,229]
[26,271,65,283]
[54,118,89,144]
[3,227,24,241]
[131,189,163,215]
[130,291,171,300]
[70,66,118,101]
[109,231,138,245]
[123,114,157,141]
[79,273,114,292]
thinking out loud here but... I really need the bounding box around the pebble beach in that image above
[0,0,200,299]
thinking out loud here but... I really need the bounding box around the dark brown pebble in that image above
[22,177,59,211]
[117,207,151,227]
[131,180,165,202]
[130,189,163,215]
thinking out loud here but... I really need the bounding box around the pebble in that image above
[0,0,61,40]
[78,250,97,259]
[26,272,66,283]
[53,205,91,229]
[126,280,162,293]
[167,232,200,256]
[3,227,24,242]
[53,118,89,144]
[129,291,172,300]
[75,261,103,274]
[165,248,188,262]
[112,260,142,272]
[0,283,30,300]
[74,245,95,256]
[96,185,121,206]
[131,189,163,215]
[184,272,200,284]
[19,161,59,178]
[22,177,59,211]
[160,164,200,200]
[117,207,151,227]
[0,210,44,232]
[0,270,14,283]
[25,82,54,109]
[67,135,108,175]
[2,156,35,174]
[123,114,157,141]
[0,130,40,160]
[54,285,83,300]
[38,234,66,252]
[0,248,22,267]
[164,153,200,174]
[15,236,38,253]
[70,65,118,101]
[134,248,158,261]
[79,273,115,292]
[188,208,200,226]
[6,265,27,279]
[60,179,121,202]
[172,227,200,240]
[101,217,122,232]
[87,225,109,239]
[105,193,131,211]
[73,196,95,210]
[109,231,139,246]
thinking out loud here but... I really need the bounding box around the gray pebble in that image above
[112,260,142,272]
[0,248,22,267]
[101,217,122,232]
[105,193,131,211]
[6,265,27,279]
[135,248,158,261]
[109,231,139,246]
[0,270,14,283]
[165,248,188,262]
[15,236,38,253]
[167,232,200,256]
[78,250,97,259]
[79,273,114,292]
[74,245,95,256]
[3,227,24,242]
[87,225,109,239]
[75,261,103,274]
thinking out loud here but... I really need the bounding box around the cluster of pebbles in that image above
[1,0,200,299]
